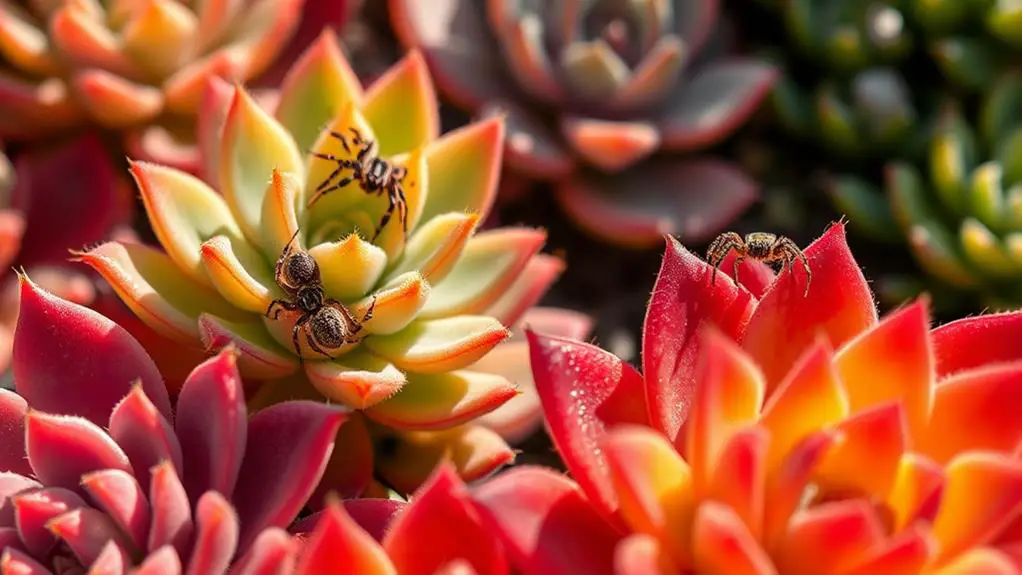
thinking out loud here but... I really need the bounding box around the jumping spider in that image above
[706,231,812,296]
[265,230,376,362]
[308,127,408,243]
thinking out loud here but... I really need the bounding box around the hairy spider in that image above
[307,127,409,243]
[706,231,812,296]
[265,230,376,362]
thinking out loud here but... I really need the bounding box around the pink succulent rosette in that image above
[0,134,133,374]
[390,0,777,247]
[78,32,588,495]
[0,277,347,573]
[469,222,1022,573]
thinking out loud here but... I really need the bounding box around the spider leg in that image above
[304,328,334,359]
[266,298,299,320]
[395,182,408,238]
[307,176,355,208]
[370,186,400,242]
[360,295,377,324]
[350,127,365,146]
[291,314,310,364]
[732,255,745,285]
[328,130,352,154]
[706,232,744,287]
[797,247,811,297]
[357,140,374,163]
[391,165,408,181]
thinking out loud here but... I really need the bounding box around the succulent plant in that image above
[390,0,777,247]
[289,463,510,574]
[0,134,134,375]
[78,33,575,495]
[0,276,347,573]
[876,74,1022,310]
[470,222,1022,573]
[0,0,311,173]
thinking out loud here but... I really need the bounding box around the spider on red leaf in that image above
[706,231,812,296]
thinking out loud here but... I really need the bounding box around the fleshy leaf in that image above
[188,491,239,575]
[0,391,29,476]
[643,236,756,446]
[930,312,1022,378]
[309,234,389,302]
[366,370,516,430]
[232,401,346,553]
[834,298,934,437]
[659,60,778,151]
[557,159,758,247]
[691,501,775,575]
[364,317,510,374]
[470,466,621,575]
[741,222,878,392]
[293,498,395,575]
[603,426,696,565]
[772,500,885,573]
[918,362,1022,464]
[275,28,363,153]
[76,242,247,343]
[259,169,303,260]
[25,413,131,492]
[198,314,300,379]
[305,350,407,410]
[482,255,565,328]
[383,465,506,575]
[130,159,243,285]
[220,87,304,242]
[420,229,545,319]
[384,212,479,286]
[355,273,430,336]
[303,104,380,227]
[13,275,171,425]
[419,118,504,224]
[559,118,660,173]
[200,235,278,313]
[363,50,439,157]
[527,331,649,521]
[108,385,183,493]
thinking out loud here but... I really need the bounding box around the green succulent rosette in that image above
[883,73,1022,309]
[80,31,570,493]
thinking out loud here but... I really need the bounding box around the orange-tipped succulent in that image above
[78,33,582,495]
[0,0,304,171]
[470,222,1022,573]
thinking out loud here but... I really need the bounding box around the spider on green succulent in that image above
[706,232,812,296]
[266,229,376,361]
[308,127,409,242]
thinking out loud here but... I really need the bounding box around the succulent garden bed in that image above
[0,0,1021,573]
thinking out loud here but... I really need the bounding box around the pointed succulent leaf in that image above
[13,276,171,425]
[305,350,407,410]
[175,349,247,503]
[198,314,301,379]
[643,236,756,445]
[220,88,304,243]
[108,385,184,491]
[303,104,380,227]
[294,498,395,575]
[128,158,245,284]
[145,463,193,555]
[259,169,303,261]
[364,317,510,374]
[355,273,431,335]
[232,401,346,553]
[366,370,517,431]
[13,487,86,557]
[77,242,249,343]
[26,412,131,492]
[557,159,758,247]
[80,469,150,552]
[72,70,164,128]
[419,118,504,224]
[420,229,545,319]
[612,36,687,110]
[230,527,296,575]
[528,331,649,520]
[383,465,507,575]
[200,233,280,313]
[385,212,480,286]
[187,491,239,575]
[483,101,574,180]
[470,466,621,575]
[308,234,389,301]
[275,28,364,153]
[741,223,877,391]
[308,412,375,504]
[363,50,440,157]
[49,508,135,568]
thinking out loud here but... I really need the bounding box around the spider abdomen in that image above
[310,308,347,350]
